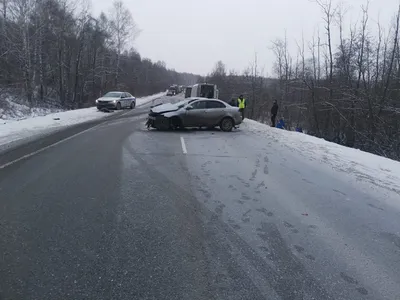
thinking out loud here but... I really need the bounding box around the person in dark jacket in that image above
[270,100,278,126]
[230,97,237,107]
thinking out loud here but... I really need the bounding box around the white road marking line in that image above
[180,136,187,154]
[0,123,103,170]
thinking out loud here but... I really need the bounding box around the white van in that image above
[190,83,219,99]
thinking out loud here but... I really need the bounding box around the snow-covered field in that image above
[242,119,400,199]
[0,92,164,147]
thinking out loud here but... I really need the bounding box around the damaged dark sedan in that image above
[146,98,242,132]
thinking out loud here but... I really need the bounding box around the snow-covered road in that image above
[1,95,399,299]
[121,114,400,299]
[177,121,400,299]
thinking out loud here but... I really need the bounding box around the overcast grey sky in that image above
[92,0,398,76]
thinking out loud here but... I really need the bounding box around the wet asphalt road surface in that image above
[0,96,400,299]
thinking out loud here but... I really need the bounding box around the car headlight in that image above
[112,100,117,103]
[95,99,98,103]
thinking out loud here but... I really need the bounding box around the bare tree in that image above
[379,3,400,114]
[7,0,36,103]
[211,60,226,77]
[109,0,138,86]
[249,52,258,119]
[316,0,336,89]
[271,32,293,103]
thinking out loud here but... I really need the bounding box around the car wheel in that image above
[155,117,170,130]
[130,101,136,109]
[220,117,234,132]
[116,102,121,110]
[170,117,182,130]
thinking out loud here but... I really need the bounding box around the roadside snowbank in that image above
[0,107,108,147]
[0,96,62,121]
[242,119,400,197]
[0,93,164,147]
[136,92,165,107]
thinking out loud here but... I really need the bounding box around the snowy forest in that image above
[206,1,400,160]
[0,0,199,109]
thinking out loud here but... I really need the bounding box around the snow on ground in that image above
[0,96,63,121]
[0,92,164,147]
[135,92,165,107]
[242,119,400,198]
[0,107,109,147]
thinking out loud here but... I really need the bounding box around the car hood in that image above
[97,97,120,101]
[151,103,180,114]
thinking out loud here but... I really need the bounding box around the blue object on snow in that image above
[276,119,285,129]
[295,127,303,132]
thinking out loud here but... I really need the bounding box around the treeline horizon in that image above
[0,0,200,109]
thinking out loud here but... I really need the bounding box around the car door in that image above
[183,100,207,127]
[121,93,128,108]
[204,100,227,126]
[125,92,133,106]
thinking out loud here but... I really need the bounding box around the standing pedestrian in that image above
[270,100,278,127]
[237,94,246,120]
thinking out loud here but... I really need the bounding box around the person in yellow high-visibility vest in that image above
[237,94,246,120]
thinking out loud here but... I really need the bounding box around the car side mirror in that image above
[186,106,193,110]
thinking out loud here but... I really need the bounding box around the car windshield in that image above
[103,92,122,98]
